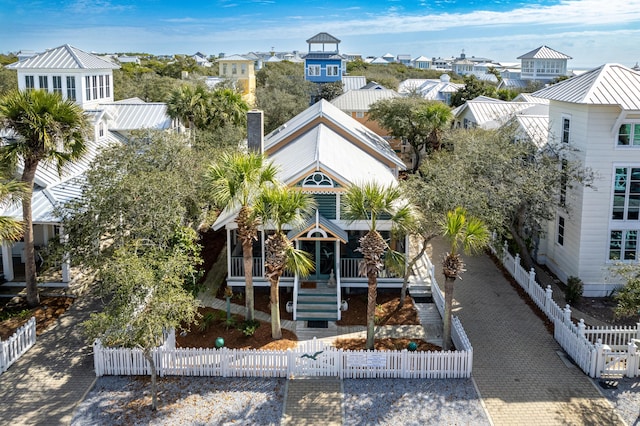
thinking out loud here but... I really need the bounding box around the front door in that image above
[299,240,335,281]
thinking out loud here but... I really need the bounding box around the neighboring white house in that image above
[1,45,178,284]
[532,63,640,296]
[518,45,571,83]
[452,95,549,130]
[398,75,463,105]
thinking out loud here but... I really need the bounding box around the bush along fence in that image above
[0,317,36,374]
[94,317,473,379]
[489,236,639,378]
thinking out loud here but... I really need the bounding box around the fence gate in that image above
[601,350,629,377]
[291,338,339,377]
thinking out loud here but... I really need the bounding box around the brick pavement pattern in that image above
[429,238,624,426]
[281,377,343,425]
[0,291,101,426]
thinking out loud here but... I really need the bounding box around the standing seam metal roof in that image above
[532,64,640,110]
[7,44,119,70]
[517,46,572,60]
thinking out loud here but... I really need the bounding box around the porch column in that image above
[226,228,232,277]
[2,241,14,282]
[335,239,342,320]
[260,230,266,278]
[60,225,70,283]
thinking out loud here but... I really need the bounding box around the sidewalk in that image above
[0,290,101,426]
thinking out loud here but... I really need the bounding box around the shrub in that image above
[565,276,584,305]
[198,312,217,332]
[240,319,260,336]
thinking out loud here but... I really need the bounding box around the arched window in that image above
[303,172,333,187]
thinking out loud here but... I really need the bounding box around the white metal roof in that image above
[515,115,550,148]
[218,54,252,62]
[342,76,367,91]
[532,64,640,110]
[265,99,404,170]
[272,124,397,187]
[517,46,572,60]
[330,89,400,112]
[102,103,173,130]
[7,44,119,70]
[455,99,548,129]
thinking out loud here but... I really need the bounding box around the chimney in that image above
[247,110,264,153]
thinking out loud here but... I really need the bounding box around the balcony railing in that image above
[230,257,399,279]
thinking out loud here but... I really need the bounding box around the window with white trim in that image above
[52,76,62,95]
[327,65,339,76]
[85,76,91,100]
[308,65,321,76]
[66,76,76,101]
[609,230,638,260]
[561,117,570,144]
[25,75,34,90]
[612,167,640,220]
[92,76,98,99]
[303,172,334,187]
[99,75,104,98]
[39,75,48,90]
[560,159,568,206]
[617,124,640,146]
[105,75,110,98]
[355,111,364,118]
[557,216,565,246]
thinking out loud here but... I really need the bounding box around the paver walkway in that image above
[428,237,624,425]
[281,377,344,425]
[0,290,101,426]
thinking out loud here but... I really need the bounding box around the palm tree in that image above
[254,185,315,339]
[207,88,249,130]
[441,207,490,351]
[342,182,414,349]
[0,178,27,241]
[166,84,208,138]
[0,89,89,306]
[207,151,278,322]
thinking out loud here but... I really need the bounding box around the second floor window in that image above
[613,167,640,220]
[67,76,76,101]
[618,124,640,146]
[39,75,48,90]
[327,65,339,76]
[52,76,62,94]
[609,230,638,260]
[308,65,320,76]
[562,117,570,144]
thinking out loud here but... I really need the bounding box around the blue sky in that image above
[1,0,639,68]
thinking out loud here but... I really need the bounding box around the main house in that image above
[533,64,640,296]
[1,45,177,284]
[213,100,407,321]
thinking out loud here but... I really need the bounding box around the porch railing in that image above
[340,258,401,278]
[230,257,263,278]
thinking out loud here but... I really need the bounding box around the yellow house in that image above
[218,55,256,106]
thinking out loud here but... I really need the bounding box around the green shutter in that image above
[315,194,337,219]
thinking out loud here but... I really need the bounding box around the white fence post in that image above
[93,340,103,377]
[528,268,536,294]
[513,254,520,276]
[578,319,586,338]
[545,285,553,314]
[563,305,572,325]
[627,341,637,378]
[502,240,509,263]
[636,322,640,340]
[594,339,605,378]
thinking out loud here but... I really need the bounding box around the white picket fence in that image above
[490,237,640,378]
[94,319,473,380]
[0,317,36,374]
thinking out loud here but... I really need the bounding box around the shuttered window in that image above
[315,194,336,219]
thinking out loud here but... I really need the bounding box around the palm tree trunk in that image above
[21,160,38,307]
[442,275,455,351]
[366,272,377,350]
[269,276,282,339]
[242,239,255,321]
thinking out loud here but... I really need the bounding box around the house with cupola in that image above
[303,33,346,85]
[1,45,177,285]
[532,64,640,296]
[213,100,407,322]
[518,45,571,83]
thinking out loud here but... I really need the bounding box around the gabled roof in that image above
[330,89,400,112]
[287,212,348,243]
[342,76,367,91]
[265,99,404,171]
[7,44,119,70]
[454,98,548,129]
[517,46,571,60]
[413,56,431,62]
[515,115,549,148]
[307,33,340,44]
[532,63,640,110]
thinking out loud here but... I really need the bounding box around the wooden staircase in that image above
[295,285,339,322]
